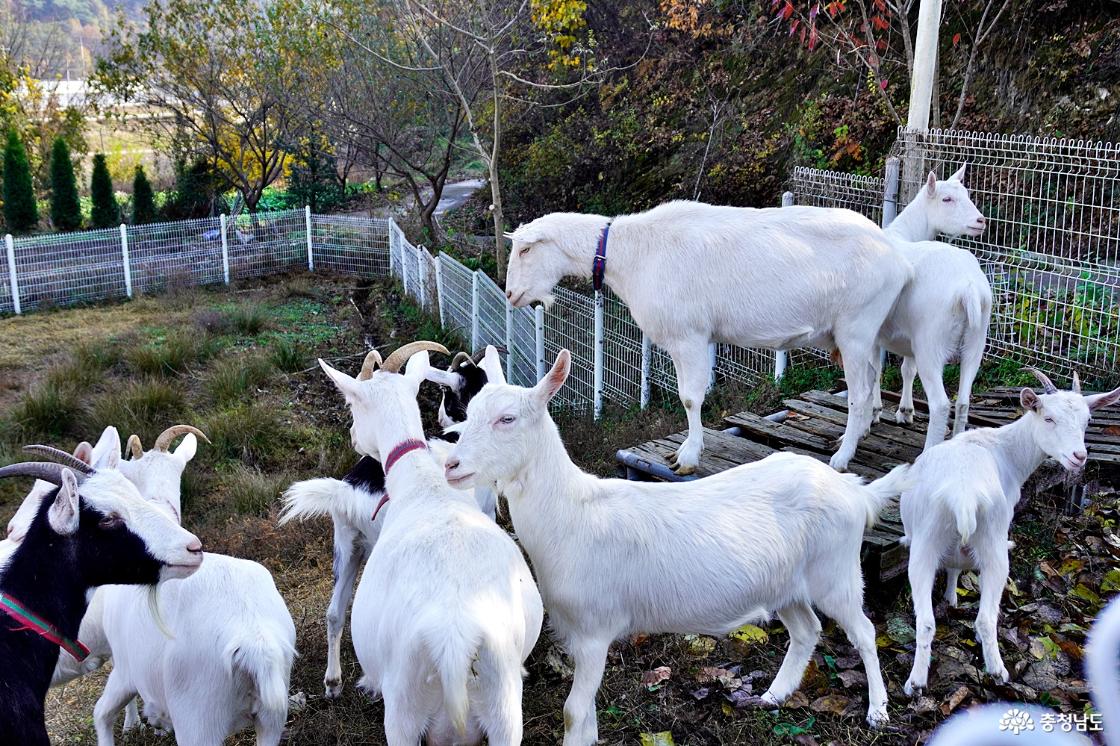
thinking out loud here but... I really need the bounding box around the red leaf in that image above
[879,78,889,90]
[871,15,889,30]
[780,1,794,20]
[952,32,962,46]
[876,38,887,51]
[799,24,806,43]
[808,26,818,50]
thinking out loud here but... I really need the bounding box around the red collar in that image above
[592,222,611,291]
[372,439,429,521]
[0,591,90,662]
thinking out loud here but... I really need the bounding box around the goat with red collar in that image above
[319,341,543,746]
[0,455,202,746]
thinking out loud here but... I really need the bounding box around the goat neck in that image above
[985,415,1048,493]
[886,201,934,242]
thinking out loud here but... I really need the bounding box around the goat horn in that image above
[0,462,87,485]
[154,425,211,452]
[21,446,95,475]
[358,350,383,381]
[469,345,507,365]
[381,341,450,374]
[127,434,144,459]
[1072,371,1081,394]
[451,352,472,370]
[1022,366,1058,394]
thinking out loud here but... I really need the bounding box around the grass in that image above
[7,381,84,441]
[269,338,308,373]
[204,354,276,405]
[220,463,291,516]
[84,379,187,443]
[204,403,289,466]
[227,303,271,336]
[126,328,216,376]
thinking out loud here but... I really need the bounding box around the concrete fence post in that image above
[882,157,901,228]
[471,271,480,352]
[417,247,427,310]
[534,305,545,383]
[119,224,133,299]
[774,192,794,381]
[219,214,231,284]
[434,254,446,328]
[505,301,514,382]
[305,206,314,271]
[5,234,20,315]
[640,332,651,410]
[593,290,604,419]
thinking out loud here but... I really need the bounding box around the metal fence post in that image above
[534,305,545,383]
[470,271,480,351]
[505,301,514,382]
[774,191,794,380]
[5,234,20,315]
[305,206,314,271]
[707,342,717,390]
[119,224,133,299]
[434,254,446,328]
[593,290,604,419]
[882,157,900,228]
[640,332,651,409]
[220,214,231,284]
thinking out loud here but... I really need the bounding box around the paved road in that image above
[435,179,486,216]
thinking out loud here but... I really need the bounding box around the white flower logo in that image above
[999,708,1036,735]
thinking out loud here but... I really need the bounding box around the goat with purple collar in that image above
[279,345,502,700]
[318,341,542,745]
[0,454,203,746]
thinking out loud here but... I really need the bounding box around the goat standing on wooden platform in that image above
[901,368,1120,696]
[502,199,912,473]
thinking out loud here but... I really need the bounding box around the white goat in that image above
[503,199,912,473]
[901,368,1120,696]
[280,348,500,699]
[876,165,992,448]
[445,346,909,743]
[10,426,297,746]
[320,342,543,746]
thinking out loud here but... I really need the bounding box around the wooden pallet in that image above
[616,386,1120,588]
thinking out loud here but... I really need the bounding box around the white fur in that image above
[446,346,909,742]
[879,165,992,448]
[504,200,913,472]
[900,379,1120,696]
[319,351,543,745]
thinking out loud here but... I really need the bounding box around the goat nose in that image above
[977,216,986,224]
[1074,450,1088,463]
[187,539,203,554]
[445,458,460,472]
[505,290,513,300]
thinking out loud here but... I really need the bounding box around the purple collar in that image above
[592,222,611,291]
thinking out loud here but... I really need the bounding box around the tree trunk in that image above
[489,165,506,282]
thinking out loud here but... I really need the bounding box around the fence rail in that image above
[4,127,1118,414]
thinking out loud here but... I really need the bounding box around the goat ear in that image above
[1085,385,1120,413]
[951,163,967,182]
[174,434,198,464]
[319,359,362,403]
[1020,387,1041,412]
[73,441,94,465]
[534,349,570,404]
[92,426,121,470]
[925,171,938,197]
[403,351,430,393]
[47,469,81,536]
[480,345,506,385]
[424,368,462,389]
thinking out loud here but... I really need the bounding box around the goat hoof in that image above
[872,407,882,423]
[672,462,697,476]
[895,408,914,425]
[866,708,890,729]
[988,665,1010,684]
[324,679,342,699]
[903,679,924,698]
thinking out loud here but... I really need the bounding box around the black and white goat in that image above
[279,344,501,699]
[0,456,203,746]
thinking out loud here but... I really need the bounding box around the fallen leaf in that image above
[785,691,811,709]
[939,685,971,716]
[729,624,769,647]
[773,717,816,736]
[886,617,916,644]
[809,694,850,716]
[1102,569,1120,592]
[639,732,675,746]
[696,667,742,689]
[683,634,716,657]
[641,666,672,688]
[837,669,866,688]
[1070,583,1102,607]
[1059,558,1084,576]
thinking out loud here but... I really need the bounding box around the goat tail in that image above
[279,477,370,529]
[424,623,481,739]
[228,631,295,724]
[1086,596,1120,743]
[862,464,911,528]
[944,488,980,544]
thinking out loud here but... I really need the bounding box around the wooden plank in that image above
[798,391,935,451]
[783,400,921,465]
[724,411,833,453]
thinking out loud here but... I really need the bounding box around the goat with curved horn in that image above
[0,461,86,486]
[21,445,95,475]
[380,341,450,374]
[153,425,210,452]
[358,350,383,381]
[1072,371,1081,394]
[1022,366,1058,394]
[127,434,144,459]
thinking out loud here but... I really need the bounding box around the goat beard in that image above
[147,584,175,641]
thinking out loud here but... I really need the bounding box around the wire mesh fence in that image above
[311,215,390,277]
[128,217,224,294]
[12,228,128,312]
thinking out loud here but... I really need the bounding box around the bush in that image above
[49,138,82,231]
[90,154,119,228]
[3,129,39,233]
[132,165,157,225]
[164,159,219,220]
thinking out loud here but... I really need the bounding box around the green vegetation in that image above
[204,354,276,405]
[126,329,215,376]
[131,165,157,225]
[90,153,118,228]
[48,138,82,231]
[3,129,39,233]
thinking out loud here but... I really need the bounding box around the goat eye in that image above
[498,415,516,425]
[942,196,953,203]
[519,246,531,256]
[99,514,123,530]
[1044,417,1055,424]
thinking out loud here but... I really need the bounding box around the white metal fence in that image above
[5,127,1118,414]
